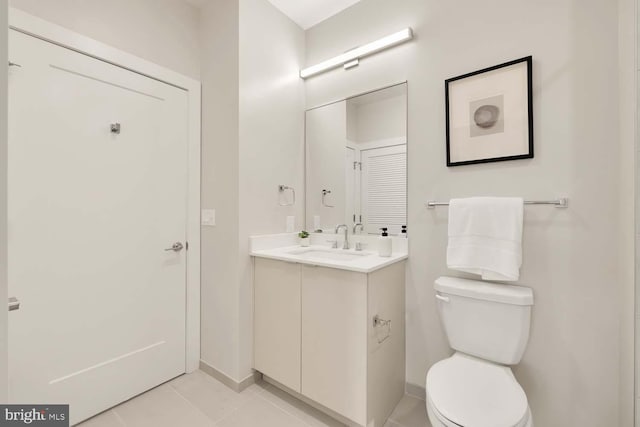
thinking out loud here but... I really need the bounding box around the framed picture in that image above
[445,56,533,167]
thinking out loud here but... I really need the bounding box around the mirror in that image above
[305,83,407,235]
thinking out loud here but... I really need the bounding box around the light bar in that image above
[300,28,413,79]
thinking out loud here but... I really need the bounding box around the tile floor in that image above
[78,370,430,427]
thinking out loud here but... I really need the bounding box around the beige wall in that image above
[9,0,200,79]
[0,0,7,403]
[305,0,625,425]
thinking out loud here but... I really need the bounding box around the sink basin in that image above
[287,248,372,262]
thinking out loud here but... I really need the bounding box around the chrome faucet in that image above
[353,223,364,234]
[335,224,349,249]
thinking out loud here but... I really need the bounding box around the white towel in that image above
[447,197,524,281]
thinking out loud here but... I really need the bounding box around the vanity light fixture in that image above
[299,28,413,79]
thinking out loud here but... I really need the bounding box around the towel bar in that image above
[278,185,296,206]
[426,198,568,209]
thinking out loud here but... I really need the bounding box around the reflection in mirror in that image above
[305,83,407,236]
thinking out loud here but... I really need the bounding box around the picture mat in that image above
[448,61,529,163]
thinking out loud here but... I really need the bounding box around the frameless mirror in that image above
[305,83,407,235]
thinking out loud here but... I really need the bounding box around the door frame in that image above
[6,8,202,374]
[0,2,8,405]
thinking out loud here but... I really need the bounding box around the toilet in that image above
[426,277,534,427]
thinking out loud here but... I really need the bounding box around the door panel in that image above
[301,266,367,425]
[8,30,188,424]
[254,258,301,392]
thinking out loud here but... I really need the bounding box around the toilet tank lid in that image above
[435,277,533,306]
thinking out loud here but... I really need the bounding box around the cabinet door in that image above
[301,266,367,425]
[254,258,301,392]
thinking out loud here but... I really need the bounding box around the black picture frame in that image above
[445,56,534,167]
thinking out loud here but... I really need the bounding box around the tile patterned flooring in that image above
[78,370,431,427]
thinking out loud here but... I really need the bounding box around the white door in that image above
[360,145,407,235]
[8,30,188,424]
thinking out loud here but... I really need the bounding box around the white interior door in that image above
[8,30,188,424]
[360,145,407,235]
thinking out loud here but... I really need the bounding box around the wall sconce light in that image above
[299,28,413,79]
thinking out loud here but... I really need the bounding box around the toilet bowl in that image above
[426,277,535,427]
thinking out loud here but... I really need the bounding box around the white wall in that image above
[8,0,200,79]
[199,0,305,381]
[238,0,305,380]
[305,1,625,425]
[0,0,8,403]
[198,0,241,380]
[306,101,347,230]
[625,0,639,423]
[349,93,406,143]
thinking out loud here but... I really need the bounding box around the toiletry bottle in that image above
[378,228,392,257]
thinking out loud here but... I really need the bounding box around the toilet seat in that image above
[426,353,530,427]
[427,397,531,427]
[426,396,464,427]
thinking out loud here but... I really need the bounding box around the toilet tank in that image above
[434,277,534,365]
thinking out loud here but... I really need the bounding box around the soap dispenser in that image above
[378,228,392,257]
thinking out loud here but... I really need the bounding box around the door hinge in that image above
[186,241,189,251]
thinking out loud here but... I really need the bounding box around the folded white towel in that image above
[447,197,524,281]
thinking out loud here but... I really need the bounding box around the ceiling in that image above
[181,0,363,30]
[266,0,363,29]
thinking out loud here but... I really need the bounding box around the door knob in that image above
[8,297,20,312]
[165,242,184,252]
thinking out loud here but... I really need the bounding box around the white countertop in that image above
[249,233,408,273]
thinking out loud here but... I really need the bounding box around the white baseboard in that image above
[405,382,426,401]
[199,360,260,392]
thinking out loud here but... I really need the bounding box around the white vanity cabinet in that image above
[253,258,301,392]
[253,257,406,427]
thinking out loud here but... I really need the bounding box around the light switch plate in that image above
[202,209,215,226]
[286,216,295,233]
